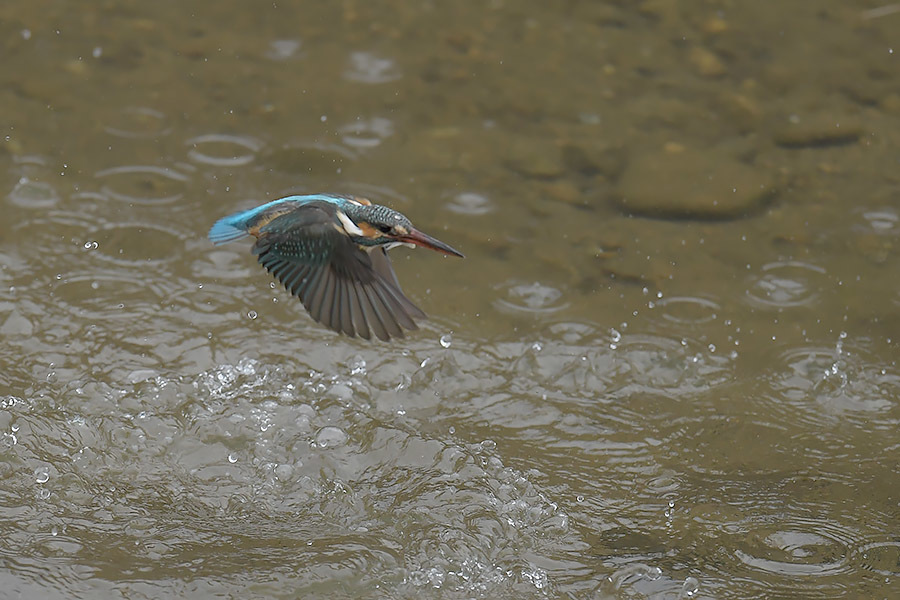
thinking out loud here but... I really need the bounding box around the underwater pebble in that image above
[773,114,862,148]
[615,148,774,219]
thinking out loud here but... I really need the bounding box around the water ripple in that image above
[52,272,163,320]
[95,165,190,204]
[653,295,720,325]
[745,261,828,308]
[445,191,495,216]
[90,222,184,265]
[102,107,173,139]
[8,178,59,209]
[768,342,900,428]
[338,117,394,150]
[186,134,262,167]
[343,51,402,84]
[494,281,568,315]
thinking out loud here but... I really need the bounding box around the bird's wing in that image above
[251,207,426,341]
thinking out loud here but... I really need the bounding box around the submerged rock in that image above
[614,147,775,220]
[773,114,862,148]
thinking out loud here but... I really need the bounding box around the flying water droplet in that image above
[440,333,452,348]
[247,310,258,320]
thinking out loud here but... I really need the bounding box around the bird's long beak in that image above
[398,228,465,258]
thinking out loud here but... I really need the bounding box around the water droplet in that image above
[439,333,452,348]
[247,310,258,320]
[35,467,50,484]
[83,240,99,249]
[679,576,699,598]
[349,357,366,375]
[227,453,237,463]
[396,373,411,391]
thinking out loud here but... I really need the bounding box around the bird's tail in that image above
[208,212,252,244]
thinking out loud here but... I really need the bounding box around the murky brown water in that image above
[2,1,899,598]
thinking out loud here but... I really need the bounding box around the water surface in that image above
[1,1,899,598]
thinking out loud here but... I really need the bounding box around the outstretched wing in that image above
[251,206,426,341]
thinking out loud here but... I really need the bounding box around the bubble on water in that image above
[440,333,452,348]
[274,463,293,480]
[51,525,58,536]
[227,453,237,464]
[679,576,699,598]
[316,426,348,448]
[247,310,258,320]
[576,495,584,502]
[38,488,51,500]
[83,240,98,250]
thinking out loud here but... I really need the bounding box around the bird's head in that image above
[338,203,464,257]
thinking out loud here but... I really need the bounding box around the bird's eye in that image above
[377,224,393,234]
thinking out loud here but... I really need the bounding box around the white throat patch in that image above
[336,210,365,237]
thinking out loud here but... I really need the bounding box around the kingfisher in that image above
[209,194,464,341]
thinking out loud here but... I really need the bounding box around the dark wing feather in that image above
[250,205,425,340]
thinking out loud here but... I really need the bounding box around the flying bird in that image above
[209,194,464,341]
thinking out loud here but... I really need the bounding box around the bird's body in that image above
[209,194,463,341]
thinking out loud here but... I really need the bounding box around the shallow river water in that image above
[1,1,899,598]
